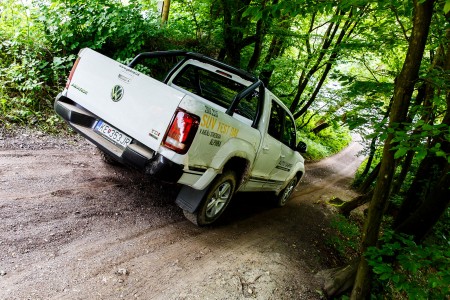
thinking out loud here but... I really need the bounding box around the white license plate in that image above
[94,120,132,149]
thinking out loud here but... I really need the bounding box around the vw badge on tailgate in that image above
[111,85,124,102]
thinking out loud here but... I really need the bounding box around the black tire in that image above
[96,148,120,166]
[184,170,237,226]
[276,176,298,207]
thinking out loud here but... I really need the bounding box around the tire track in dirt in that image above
[0,137,364,299]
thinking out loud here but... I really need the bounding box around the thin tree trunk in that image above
[358,162,380,194]
[391,150,415,195]
[247,0,271,72]
[394,29,450,227]
[293,9,358,118]
[260,14,289,86]
[312,122,330,134]
[391,28,449,196]
[247,17,265,72]
[351,1,434,298]
[394,90,450,232]
[289,8,343,112]
[161,0,171,24]
[395,163,450,242]
[361,137,377,178]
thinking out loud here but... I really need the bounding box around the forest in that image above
[0,0,449,298]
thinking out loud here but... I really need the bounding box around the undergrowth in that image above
[1,1,352,156]
[297,121,352,160]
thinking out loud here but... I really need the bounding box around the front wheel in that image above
[184,170,237,226]
[276,176,298,207]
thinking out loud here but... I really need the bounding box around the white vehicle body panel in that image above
[56,48,305,196]
[65,48,184,152]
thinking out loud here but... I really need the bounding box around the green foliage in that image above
[327,215,361,260]
[390,121,450,163]
[297,118,352,160]
[0,0,172,131]
[38,0,163,59]
[0,0,70,130]
[366,230,450,299]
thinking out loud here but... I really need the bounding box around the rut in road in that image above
[0,138,363,299]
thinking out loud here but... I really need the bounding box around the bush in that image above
[366,230,450,299]
[297,119,352,160]
[0,0,166,131]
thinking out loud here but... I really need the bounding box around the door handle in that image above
[263,146,269,151]
[280,154,286,158]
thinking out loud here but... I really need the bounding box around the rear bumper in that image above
[54,93,183,182]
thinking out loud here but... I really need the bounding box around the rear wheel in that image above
[184,170,236,226]
[276,176,298,207]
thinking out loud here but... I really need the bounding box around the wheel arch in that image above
[222,156,251,189]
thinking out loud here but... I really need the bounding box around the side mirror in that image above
[296,141,307,153]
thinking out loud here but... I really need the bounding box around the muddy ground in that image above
[0,129,363,299]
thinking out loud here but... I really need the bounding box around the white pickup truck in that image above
[55,48,306,226]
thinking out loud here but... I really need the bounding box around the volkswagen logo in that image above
[111,85,124,102]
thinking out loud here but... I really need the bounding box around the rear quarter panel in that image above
[178,99,260,171]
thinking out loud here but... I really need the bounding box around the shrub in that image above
[366,230,450,299]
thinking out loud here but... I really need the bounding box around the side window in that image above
[268,101,283,140]
[268,100,296,149]
[235,89,259,121]
[282,114,296,149]
[172,64,245,109]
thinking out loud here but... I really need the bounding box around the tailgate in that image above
[66,48,184,151]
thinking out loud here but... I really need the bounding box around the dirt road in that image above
[0,130,363,299]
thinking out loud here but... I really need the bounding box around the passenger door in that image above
[248,100,286,191]
[263,101,298,190]
[277,112,297,180]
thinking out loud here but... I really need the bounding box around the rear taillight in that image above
[65,57,81,89]
[163,110,200,154]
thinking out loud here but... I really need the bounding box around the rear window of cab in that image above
[172,64,259,122]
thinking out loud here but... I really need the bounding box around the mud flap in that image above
[175,185,210,213]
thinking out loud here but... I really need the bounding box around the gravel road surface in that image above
[0,129,363,299]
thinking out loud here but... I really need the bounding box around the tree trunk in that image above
[394,97,450,239]
[289,9,342,112]
[317,258,360,298]
[161,0,171,25]
[247,17,265,72]
[359,98,393,180]
[395,162,450,242]
[220,0,252,67]
[357,162,380,194]
[338,190,374,217]
[312,122,330,134]
[360,136,377,178]
[393,27,450,233]
[260,14,289,86]
[391,150,415,195]
[399,160,450,233]
[350,1,434,298]
[247,0,273,72]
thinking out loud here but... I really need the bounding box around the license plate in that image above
[94,120,132,149]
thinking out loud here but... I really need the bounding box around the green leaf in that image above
[436,151,446,157]
[394,147,408,159]
[445,0,450,13]
[416,148,427,160]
